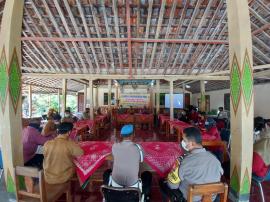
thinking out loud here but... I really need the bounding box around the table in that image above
[167,120,220,142]
[158,114,170,132]
[116,114,154,128]
[70,120,94,140]
[134,114,154,129]
[74,141,183,184]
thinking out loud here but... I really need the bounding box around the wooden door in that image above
[77,92,84,112]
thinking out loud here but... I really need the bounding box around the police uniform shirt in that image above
[112,140,142,186]
[167,148,224,202]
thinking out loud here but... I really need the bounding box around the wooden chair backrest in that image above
[202,140,227,162]
[187,182,228,202]
[14,166,47,202]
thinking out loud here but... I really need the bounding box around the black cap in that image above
[57,122,73,134]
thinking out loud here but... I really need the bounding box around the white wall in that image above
[192,83,270,118]
[83,84,191,107]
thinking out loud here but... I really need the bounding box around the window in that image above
[104,92,115,105]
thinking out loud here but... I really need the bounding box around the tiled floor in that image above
[1,125,269,201]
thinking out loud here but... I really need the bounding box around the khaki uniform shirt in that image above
[167,148,223,202]
[43,135,83,184]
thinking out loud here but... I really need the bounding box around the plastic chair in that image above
[252,170,270,202]
[101,185,142,202]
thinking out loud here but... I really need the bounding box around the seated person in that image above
[177,111,188,123]
[141,105,149,114]
[103,125,152,201]
[43,122,84,184]
[197,112,206,128]
[159,127,223,202]
[117,105,125,114]
[95,107,102,116]
[53,111,61,121]
[61,109,75,123]
[127,106,135,115]
[217,107,228,120]
[205,117,221,140]
[41,120,57,137]
[47,108,55,120]
[254,116,267,142]
[23,121,54,169]
[253,130,270,178]
[82,108,90,120]
[188,108,199,124]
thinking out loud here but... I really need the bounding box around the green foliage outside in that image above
[22,94,77,117]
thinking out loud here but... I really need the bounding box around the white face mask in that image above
[181,140,189,151]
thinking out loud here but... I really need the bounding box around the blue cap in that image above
[121,124,134,137]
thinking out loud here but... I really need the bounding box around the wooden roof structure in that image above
[1,0,270,93]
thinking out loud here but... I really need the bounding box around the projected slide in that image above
[165,94,184,109]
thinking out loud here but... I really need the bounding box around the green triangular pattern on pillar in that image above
[230,166,240,193]
[241,50,253,114]
[7,169,15,193]
[0,47,8,113]
[200,93,205,102]
[230,54,241,114]
[8,48,21,114]
[240,168,251,195]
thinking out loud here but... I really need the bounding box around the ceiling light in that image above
[204,81,208,84]
[186,85,191,89]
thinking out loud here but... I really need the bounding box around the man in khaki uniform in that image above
[43,122,83,184]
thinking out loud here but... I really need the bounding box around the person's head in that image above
[219,107,224,112]
[85,108,89,113]
[57,122,73,136]
[28,120,41,131]
[205,117,216,130]
[144,105,147,109]
[42,120,56,136]
[120,124,134,140]
[64,109,71,117]
[254,116,265,132]
[198,112,206,120]
[181,127,202,151]
[130,106,133,109]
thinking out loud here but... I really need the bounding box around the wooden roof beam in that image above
[76,0,99,73]
[101,0,115,73]
[141,0,153,74]
[22,73,230,81]
[63,0,93,74]
[154,0,177,74]
[112,0,124,72]
[147,0,166,72]
[186,2,226,75]
[40,0,81,73]
[21,36,228,44]
[163,0,190,74]
[89,4,110,74]
[126,0,132,77]
[52,0,87,74]
[177,0,213,74]
[29,2,74,73]
[169,0,201,74]
[22,18,62,72]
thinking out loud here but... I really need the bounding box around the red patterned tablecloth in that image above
[158,115,170,125]
[117,114,131,120]
[74,141,183,184]
[141,142,183,177]
[74,141,112,184]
